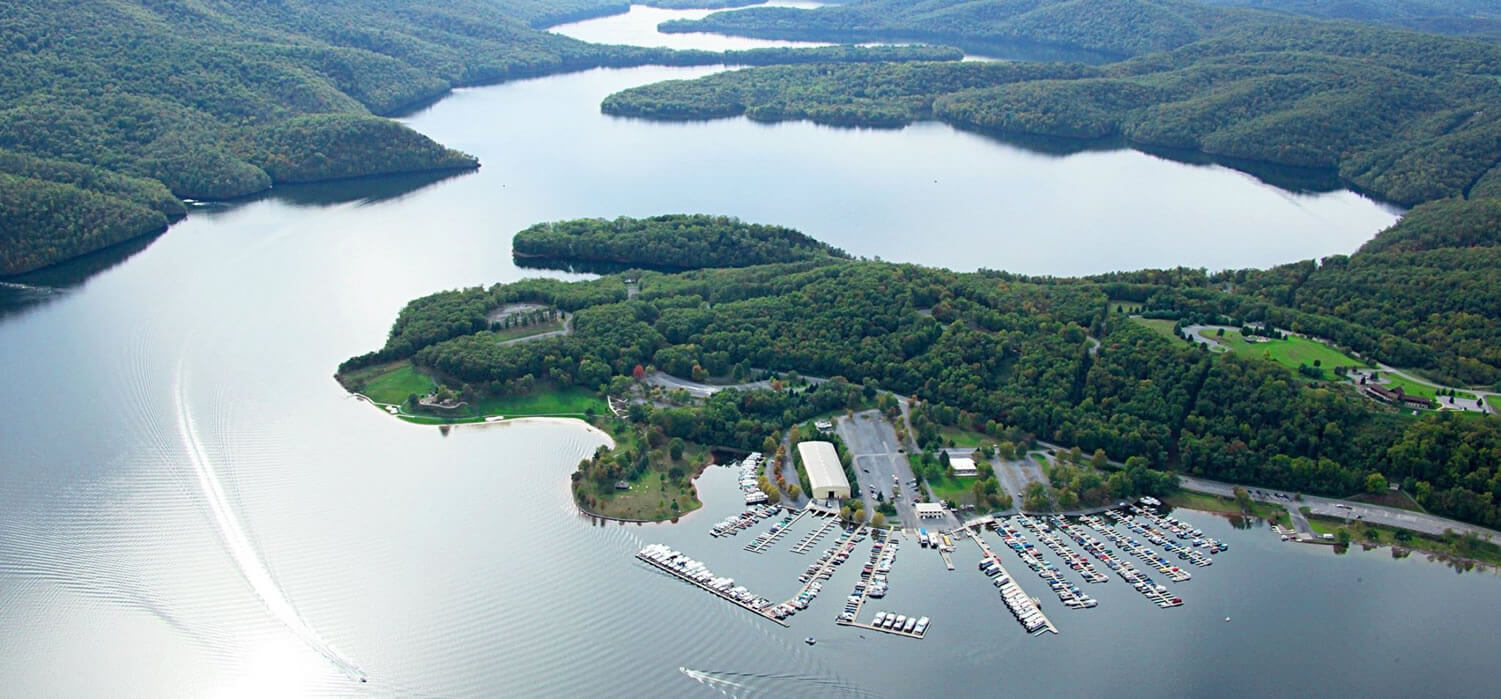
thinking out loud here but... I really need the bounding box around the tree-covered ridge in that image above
[603,61,1097,125]
[660,0,1240,58]
[0,173,168,276]
[345,256,1501,529]
[1197,0,1501,38]
[0,0,961,275]
[606,14,1501,206]
[243,115,478,184]
[512,215,851,269]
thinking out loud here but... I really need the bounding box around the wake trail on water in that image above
[174,360,366,684]
[679,667,884,699]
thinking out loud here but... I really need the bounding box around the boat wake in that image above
[678,667,883,698]
[175,361,366,683]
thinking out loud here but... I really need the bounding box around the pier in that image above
[1019,515,1109,584]
[962,524,1057,635]
[636,545,788,626]
[745,508,808,553]
[790,512,840,554]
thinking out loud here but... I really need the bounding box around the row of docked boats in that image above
[837,531,896,623]
[980,555,1050,633]
[774,527,865,620]
[871,611,928,637]
[738,453,768,505]
[710,503,781,538]
[637,544,774,614]
[1020,515,1109,584]
[1134,506,1228,555]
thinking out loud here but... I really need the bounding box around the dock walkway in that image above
[963,524,1057,635]
[745,508,808,553]
[790,513,839,554]
[636,546,788,626]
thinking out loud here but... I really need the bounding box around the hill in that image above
[512,215,851,269]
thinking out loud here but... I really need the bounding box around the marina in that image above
[1098,510,1195,582]
[996,517,1098,611]
[709,503,781,538]
[1079,515,1185,609]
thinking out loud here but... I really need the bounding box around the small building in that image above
[814,419,834,433]
[614,480,630,491]
[798,441,850,500]
[915,502,947,519]
[950,456,979,478]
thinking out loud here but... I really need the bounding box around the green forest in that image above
[512,215,850,269]
[0,0,955,275]
[633,0,1501,207]
[345,215,1501,530]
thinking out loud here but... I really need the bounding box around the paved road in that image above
[1181,324,1230,352]
[643,371,827,399]
[497,313,571,346]
[836,410,921,526]
[1178,475,1500,540]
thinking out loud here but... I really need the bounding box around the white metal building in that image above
[950,456,978,478]
[798,441,850,500]
[915,502,947,519]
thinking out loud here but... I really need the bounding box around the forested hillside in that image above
[661,0,1235,58]
[611,11,1501,207]
[344,255,1501,529]
[1197,0,1501,38]
[512,215,850,269]
[0,0,955,275]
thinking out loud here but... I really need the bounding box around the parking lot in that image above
[835,410,924,526]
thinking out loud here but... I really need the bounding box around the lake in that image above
[0,5,1480,698]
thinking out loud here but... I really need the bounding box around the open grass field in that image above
[1373,372,1476,401]
[927,472,977,507]
[939,426,991,449]
[1165,491,1290,526]
[1109,298,1145,314]
[467,387,607,417]
[1131,317,1180,342]
[340,361,434,405]
[1204,330,1362,372]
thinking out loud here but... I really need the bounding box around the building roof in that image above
[951,456,978,475]
[914,502,946,515]
[797,441,849,494]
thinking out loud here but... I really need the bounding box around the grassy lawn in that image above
[1109,298,1144,314]
[1131,317,1180,342]
[340,361,434,405]
[927,473,978,506]
[1347,490,1425,512]
[1207,330,1362,373]
[400,386,608,424]
[1166,491,1290,526]
[939,426,991,449]
[1374,372,1476,401]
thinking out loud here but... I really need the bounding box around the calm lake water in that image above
[0,5,1478,698]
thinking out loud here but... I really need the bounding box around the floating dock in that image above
[745,508,808,553]
[790,513,840,554]
[997,517,1097,611]
[1077,515,1184,609]
[1098,511,1194,582]
[963,525,1057,634]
